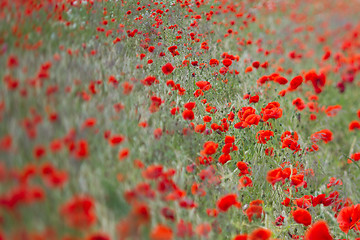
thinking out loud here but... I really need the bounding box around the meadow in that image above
[1,0,360,239]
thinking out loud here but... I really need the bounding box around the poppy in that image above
[245,66,253,73]
[118,148,130,161]
[325,105,342,117]
[337,204,360,234]
[176,219,193,238]
[150,224,173,240]
[209,58,219,67]
[305,220,332,240]
[142,165,163,180]
[142,76,158,86]
[182,109,194,121]
[109,135,125,145]
[292,208,312,226]
[293,98,306,111]
[74,140,89,160]
[349,120,360,131]
[245,204,264,222]
[153,128,163,139]
[348,152,360,163]
[249,228,271,240]
[233,234,248,240]
[86,232,110,240]
[275,215,285,226]
[249,95,259,103]
[255,130,274,144]
[239,176,253,189]
[311,194,326,207]
[310,129,333,144]
[289,75,303,90]
[327,177,342,188]
[252,61,260,68]
[60,195,96,229]
[217,193,241,212]
[274,76,288,85]
[202,141,218,155]
[206,208,219,217]
[162,63,175,75]
[266,168,283,186]
[236,161,251,176]
[223,58,232,67]
[184,102,196,110]
[196,223,212,238]
[261,102,283,121]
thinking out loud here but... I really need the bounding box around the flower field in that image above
[1,0,360,239]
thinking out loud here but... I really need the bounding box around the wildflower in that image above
[209,59,219,67]
[182,109,194,120]
[162,63,175,75]
[249,228,271,240]
[256,130,274,144]
[289,75,303,90]
[311,129,333,144]
[349,120,360,131]
[60,195,96,229]
[305,220,333,240]
[217,193,241,212]
[337,204,360,234]
[150,224,173,240]
[292,208,312,226]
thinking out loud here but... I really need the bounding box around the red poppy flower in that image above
[150,224,173,240]
[86,232,110,240]
[153,128,163,139]
[238,176,253,189]
[182,109,195,120]
[289,75,303,90]
[292,208,312,226]
[249,228,272,240]
[349,120,360,131]
[305,220,333,240]
[305,70,326,94]
[109,134,125,145]
[245,204,264,222]
[142,76,158,86]
[60,195,96,229]
[196,223,212,238]
[327,177,342,188]
[293,98,306,111]
[266,168,283,186]
[202,141,218,155]
[249,95,259,103]
[177,219,193,238]
[223,58,232,67]
[118,148,130,161]
[348,152,360,163]
[184,102,196,110]
[325,105,342,117]
[217,193,241,212]
[252,61,260,68]
[162,63,175,75]
[261,102,283,121]
[274,76,288,85]
[256,130,274,144]
[142,165,163,179]
[209,59,219,67]
[311,129,333,144]
[236,161,251,176]
[233,234,248,240]
[275,215,285,226]
[337,204,360,234]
